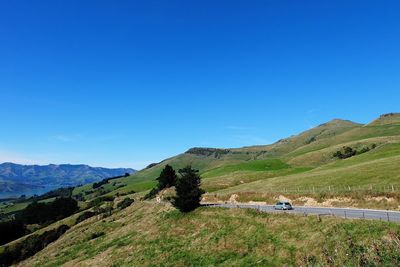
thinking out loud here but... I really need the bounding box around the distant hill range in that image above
[0,163,135,196]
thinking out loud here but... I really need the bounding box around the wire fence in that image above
[260,185,400,194]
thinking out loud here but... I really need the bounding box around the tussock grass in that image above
[16,202,400,267]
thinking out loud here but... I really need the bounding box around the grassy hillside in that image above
[48,113,400,213]
[3,113,400,266]
[15,202,400,267]
[76,113,400,209]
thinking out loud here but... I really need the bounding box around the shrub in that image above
[75,211,96,224]
[117,198,134,210]
[144,187,160,200]
[90,232,105,240]
[88,196,115,208]
[333,146,356,159]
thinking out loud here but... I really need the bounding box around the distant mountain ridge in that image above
[0,163,135,196]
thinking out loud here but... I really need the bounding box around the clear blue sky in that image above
[1,1,399,169]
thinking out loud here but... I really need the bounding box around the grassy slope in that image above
[217,155,400,194]
[4,114,400,265]
[16,202,400,267]
[80,119,363,196]
[65,114,400,209]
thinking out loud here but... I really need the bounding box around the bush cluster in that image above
[0,220,27,246]
[117,198,134,210]
[92,173,130,189]
[16,197,79,225]
[333,144,377,159]
[87,196,115,208]
[0,224,70,267]
[0,198,78,247]
[75,211,96,224]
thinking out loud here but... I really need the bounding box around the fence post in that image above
[344,211,347,219]
[387,212,390,222]
[362,212,365,219]
[392,185,395,192]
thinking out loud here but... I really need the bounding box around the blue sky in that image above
[0,1,399,169]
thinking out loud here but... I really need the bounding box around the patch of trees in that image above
[16,197,79,225]
[144,165,204,212]
[186,147,231,157]
[0,224,69,267]
[0,220,27,246]
[14,187,75,204]
[144,165,177,199]
[87,195,115,208]
[333,144,377,159]
[146,163,159,169]
[172,166,205,213]
[35,187,74,200]
[86,195,115,218]
[0,198,78,250]
[92,173,131,189]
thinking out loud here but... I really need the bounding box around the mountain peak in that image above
[318,118,361,128]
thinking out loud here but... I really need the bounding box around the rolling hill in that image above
[0,163,135,197]
[84,113,400,209]
[3,113,400,267]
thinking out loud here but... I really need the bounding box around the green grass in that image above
[16,202,400,267]
[202,159,289,178]
[217,155,400,196]
[202,167,312,192]
[0,202,30,216]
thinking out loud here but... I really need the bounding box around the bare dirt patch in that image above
[229,194,239,203]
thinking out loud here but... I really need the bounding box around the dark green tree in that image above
[173,166,205,212]
[157,164,177,189]
[144,165,177,200]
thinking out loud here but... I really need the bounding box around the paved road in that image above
[202,203,400,222]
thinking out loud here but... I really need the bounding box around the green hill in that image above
[3,113,400,266]
[65,113,400,211]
